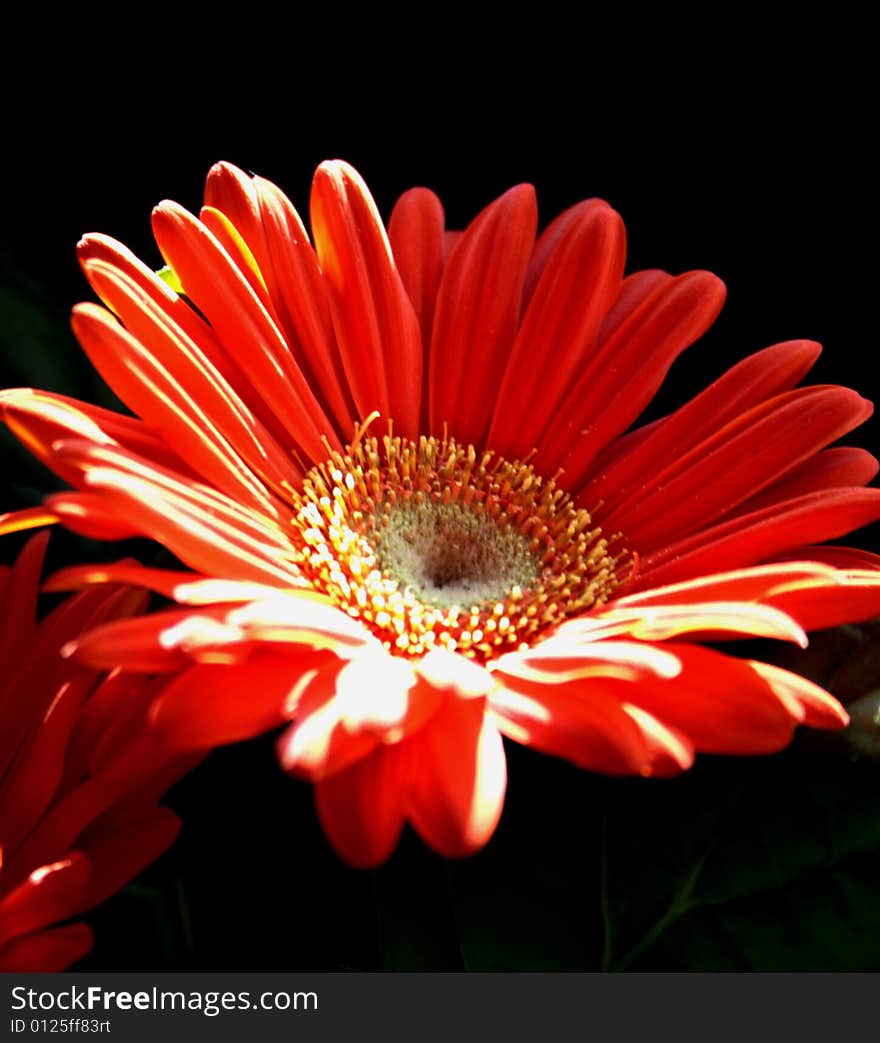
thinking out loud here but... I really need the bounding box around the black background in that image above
[2,57,879,971]
[3,74,876,449]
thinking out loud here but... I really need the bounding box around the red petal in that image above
[67,607,228,673]
[311,161,423,438]
[636,488,880,588]
[77,232,300,454]
[1,781,125,894]
[405,696,507,858]
[603,386,873,551]
[314,744,407,868]
[46,562,207,599]
[537,271,726,487]
[151,201,337,462]
[773,545,880,570]
[75,805,181,913]
[490,672,692,776]
[620,644,808,753]
[731,446,878,516]
[54,440,302,588]
[2,580,142,780]
[199,205,276,313]
[203,162,273,278]
[277,654,435,781]
[75,262,301,502]
[522,199,605,303]
[0,670,97,854]
[748,661,848,730]
[62,669,146,784]
[0,530,47,668]
[0,854,90,948]
[0,922,93,972]
[71,301,288,514]
[429,184,537,446]
[2,386,194,477]
[87,681,162,777]
[613,560,841,608]
[594,270,672,343]
[44,493,139,539]
[563,599,808,647]
[0,506,60,537]
[2,388,144,494]
[616,706,695,778]
[149,651,329,751]
[388,187,445,355]
[580,339,823,510]
[762,569,880,634]
[487,201,626,459]
[253,173,357,437]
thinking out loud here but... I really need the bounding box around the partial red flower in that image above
[0,534,193,971]
[4,160,880,867]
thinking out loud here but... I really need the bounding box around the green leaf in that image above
[374,836,464,970]
[637,862,880,971]
[157,265,185,295]
[603,753,880,970]
[449,742,880,972]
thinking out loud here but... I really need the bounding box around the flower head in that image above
[0,535,193,970]
[4,160,880,867]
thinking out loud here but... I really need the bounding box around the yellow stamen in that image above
[288,429,628,662]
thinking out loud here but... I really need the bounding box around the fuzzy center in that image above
[287,427,630,661]
[370,500,539,609]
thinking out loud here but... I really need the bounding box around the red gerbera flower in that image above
[0,534,193,971]
[4,161,880,867]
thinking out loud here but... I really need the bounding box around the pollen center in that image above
[288,427,630,662]
[370,500,539,609]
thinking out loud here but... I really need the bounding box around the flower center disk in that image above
[289,430,628,661]
[373,500,537,609]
